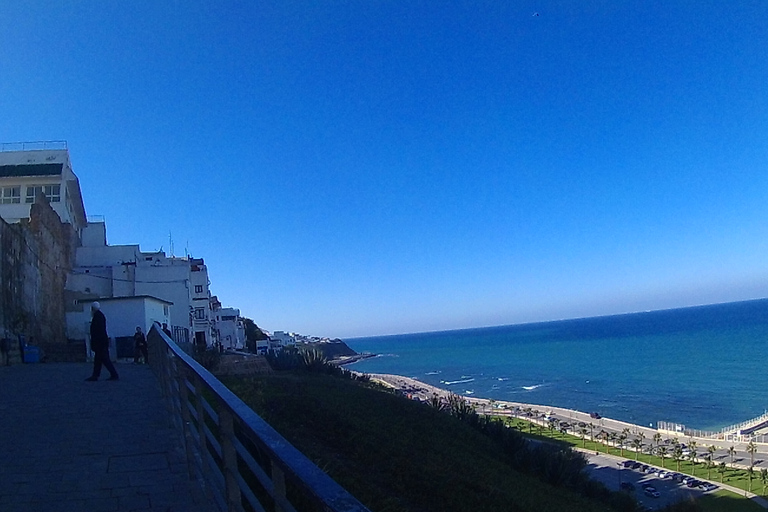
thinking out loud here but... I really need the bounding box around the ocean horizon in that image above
[345,299,768,432]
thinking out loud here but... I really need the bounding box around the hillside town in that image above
[0,141,315,363]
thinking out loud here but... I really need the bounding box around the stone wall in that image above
[0,199,77,363]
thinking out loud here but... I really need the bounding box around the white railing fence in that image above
[0,140,67,152]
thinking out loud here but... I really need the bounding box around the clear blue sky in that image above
[2,1,767,338]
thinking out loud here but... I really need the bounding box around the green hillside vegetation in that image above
[218,348,671,512]
[223,373,615,512]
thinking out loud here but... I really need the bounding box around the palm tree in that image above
[619,431,628,457]
[588,422,595,444]
[748,466,755,493]
[637,432,646,459]
[760,468,767,497]
[631,437,643,461]
[658,445,668,469]
[728,445,736,469]
[596,430,607,453]
[673,443,684,472]
[707,444,717,479]
[688,441,698,475]
[718,462,726,483]
[704,452,713,480]
[609,432,618,454]
[653,432,662,452]
[548,418,558,437]
[747,441,757,468]
[579,427,588,448]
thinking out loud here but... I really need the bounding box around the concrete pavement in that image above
[0,362,216,512]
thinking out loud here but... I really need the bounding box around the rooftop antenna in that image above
[169,231,174,257]
[185,241,189,258]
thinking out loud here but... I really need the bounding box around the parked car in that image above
[631,461,641,469]
[699,483,718,492]
[622,460,634,468]
[644,488,661,498]
[686,480,700,488]
[640,464,650,472]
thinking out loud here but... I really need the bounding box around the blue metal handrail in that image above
[148,323,370,512]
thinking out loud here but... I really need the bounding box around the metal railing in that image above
[148,324,370,512]
[720,411,768,435]
[657,421,718,439]
[658,420,768,444]
[0,140,67,152]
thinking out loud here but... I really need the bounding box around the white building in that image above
[72,296,171,360]
[213,306,245,350]
[66,220,215,346]
[0,142,87,237]
[270,331,296,347]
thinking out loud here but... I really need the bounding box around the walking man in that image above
[85,302,119,381]
[133,326,148,364]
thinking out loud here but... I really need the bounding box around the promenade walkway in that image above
[0,362,216,512]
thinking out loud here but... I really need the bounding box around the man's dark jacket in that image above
[90,310,109,351]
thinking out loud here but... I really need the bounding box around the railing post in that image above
[195,378,210,478]
[177,366,196,481]
[272,461,287,512]
[219,408,242,511]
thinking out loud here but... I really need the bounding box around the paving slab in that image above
[0,362,217,511]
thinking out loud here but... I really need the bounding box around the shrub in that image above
[193,345,221,372]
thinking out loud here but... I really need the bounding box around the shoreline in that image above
[364,372,768,451]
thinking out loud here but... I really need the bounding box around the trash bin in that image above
[23,345,40,363]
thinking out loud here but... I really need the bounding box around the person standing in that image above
[133,326,148,364]
[0,336,9,366]
[85,302,119,381]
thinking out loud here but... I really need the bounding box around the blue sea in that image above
[345,299,768,432]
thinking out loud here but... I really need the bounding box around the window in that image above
[45,184,61,202]
[195,285,203,293]
[194,308,206,320]
[1,186,21,204]
[25,184,61,203]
